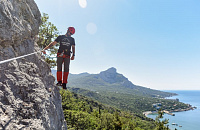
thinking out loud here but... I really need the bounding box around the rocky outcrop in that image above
[99,67,118,83]
[99,67,132,87]
[0,0,67,129]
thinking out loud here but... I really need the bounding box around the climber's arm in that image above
[42,41,57,54]
[71,45,75,60]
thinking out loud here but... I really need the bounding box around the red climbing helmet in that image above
[68,27,75,35]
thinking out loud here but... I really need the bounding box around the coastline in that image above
[143,106,197,117]
[143,102,197,117]
[143,93,197,117]
[146,90,200,130]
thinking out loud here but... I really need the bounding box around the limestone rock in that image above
[0,0,67,129]
[99,67,117,83]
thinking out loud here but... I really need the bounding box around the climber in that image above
[42,27,76,89]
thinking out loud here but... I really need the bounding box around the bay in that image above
[147,90,200,130]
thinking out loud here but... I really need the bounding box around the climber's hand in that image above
[71,55,75,60]
[42,50,46,54]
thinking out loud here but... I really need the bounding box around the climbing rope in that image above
[0,49,59,65]
[0,51,41,65]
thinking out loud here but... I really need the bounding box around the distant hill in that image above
[65,67,176,98]
[52,68,176,98]
[51,69,89,80]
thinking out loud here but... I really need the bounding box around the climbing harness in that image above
[0,51,41,65]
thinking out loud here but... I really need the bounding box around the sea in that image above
[147,90,200,130]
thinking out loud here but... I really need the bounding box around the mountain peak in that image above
[99,67,117,83]
[104,67,117,73]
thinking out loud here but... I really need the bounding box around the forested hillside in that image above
[60,90,156,130]
[69,87,189,114]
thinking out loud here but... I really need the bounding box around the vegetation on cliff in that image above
[37,13,59,68]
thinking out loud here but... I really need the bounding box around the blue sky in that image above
[34,0,200,90]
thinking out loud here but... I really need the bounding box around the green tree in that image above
[155,109,169,130]
[113,111,122,130]
[99,113,115,130]
[60,89,157,130]
[37,13,59,68]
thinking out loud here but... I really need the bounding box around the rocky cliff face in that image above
[99,67,118,83]
[0,0,67,129]
[99,67,132,87]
